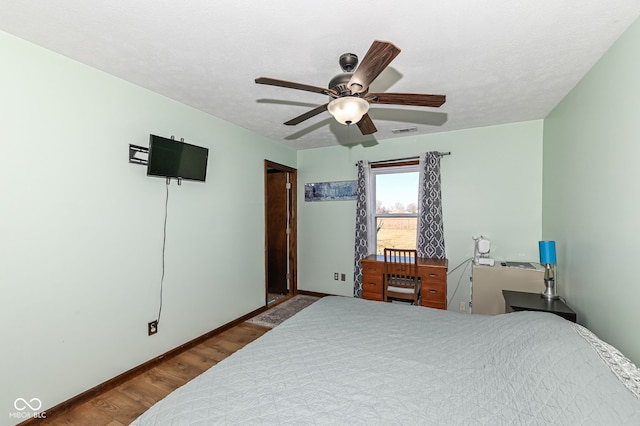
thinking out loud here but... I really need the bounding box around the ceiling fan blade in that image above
[256,77,337,96]
[356,113,377,135]
[284,103,329,126]
[368,92,446,107]
[348,41,401,94]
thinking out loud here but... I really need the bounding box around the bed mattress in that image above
[132,296,640,425]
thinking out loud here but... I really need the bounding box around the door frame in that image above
[264,160,297,306]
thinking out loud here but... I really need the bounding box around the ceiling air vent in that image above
[391,126,418,134]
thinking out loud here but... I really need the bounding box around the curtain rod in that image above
[360,152,451,166]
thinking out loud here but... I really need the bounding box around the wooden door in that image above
[266,170,288,294]
[264,161,297,303]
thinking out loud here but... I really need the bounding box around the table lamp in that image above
[539,241,559,299]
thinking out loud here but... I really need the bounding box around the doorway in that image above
[264,160,297,306]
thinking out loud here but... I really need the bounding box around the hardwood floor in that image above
[40,322,270,425]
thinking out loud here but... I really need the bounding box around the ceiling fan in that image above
[255,40,446,136]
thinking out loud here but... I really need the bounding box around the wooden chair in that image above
[383,248,420,305]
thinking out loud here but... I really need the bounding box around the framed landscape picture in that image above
[304,180,357,202]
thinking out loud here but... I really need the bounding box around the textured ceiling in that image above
[2,1,640,150]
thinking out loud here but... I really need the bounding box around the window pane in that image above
[376,217,418,254]
[375,172,419,214]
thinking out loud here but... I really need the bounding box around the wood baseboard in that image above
[297,289,332,298]
[19,305,267,425]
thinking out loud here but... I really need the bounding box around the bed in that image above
[131,296,640,425]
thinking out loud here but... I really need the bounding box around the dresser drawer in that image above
[420,280,446,309]
[422,268,446,284]
[421,300,446,310]
[362,260,383,275]
[361,274,383,297]
[362,290,384,301]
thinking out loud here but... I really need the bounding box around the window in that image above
[371,163,419,254]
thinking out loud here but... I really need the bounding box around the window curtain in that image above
[417,152,446,259]
[353,160,372,298]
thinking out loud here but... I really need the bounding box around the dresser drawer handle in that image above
[428,273,438,277]
[429,289,437,293]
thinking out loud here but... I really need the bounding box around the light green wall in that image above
[10,11,639,419]
[0,31,295,422]
[543,17,640,365]
[297,120,544,311]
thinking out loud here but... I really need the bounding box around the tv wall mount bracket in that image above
[129,144,148,166]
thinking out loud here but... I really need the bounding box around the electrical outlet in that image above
[341,273,346,281]
[148,320,158,336]
[459,302,466,312]
[334,273,339,280]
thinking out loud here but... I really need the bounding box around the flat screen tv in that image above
[147,134,209,182]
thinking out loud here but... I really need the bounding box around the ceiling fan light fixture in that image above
[327,97,369,126]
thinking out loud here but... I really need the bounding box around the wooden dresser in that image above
[361,254,448,309]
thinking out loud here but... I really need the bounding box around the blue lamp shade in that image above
[539,241,557,264]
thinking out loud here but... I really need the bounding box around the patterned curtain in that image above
[353,160,371,298]
[417,152,446,259]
